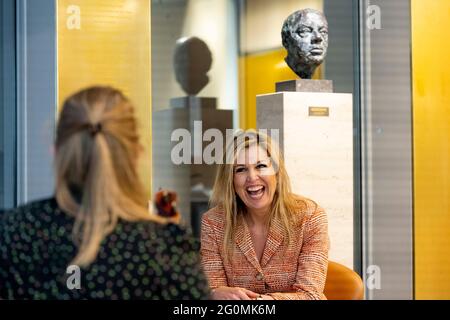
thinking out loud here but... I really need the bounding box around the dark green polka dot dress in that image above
[0,198,210,300]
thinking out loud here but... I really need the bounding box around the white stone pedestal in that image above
[257,92,353,268]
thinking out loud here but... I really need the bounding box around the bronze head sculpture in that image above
[281,9,329,79]
[173,36,212,96]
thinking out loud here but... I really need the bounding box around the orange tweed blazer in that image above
[200,196,329,300]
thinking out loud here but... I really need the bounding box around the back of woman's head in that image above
[55,86,158,267]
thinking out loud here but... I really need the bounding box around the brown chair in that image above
[324,261,364,300]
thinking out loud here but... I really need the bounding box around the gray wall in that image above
[324,0,362,276]
[324,0,355,95]
[360,0,414,299]
[16,0,56,204]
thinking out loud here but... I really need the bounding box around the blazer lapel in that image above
[235,215,262,272]
[261,216,285,267]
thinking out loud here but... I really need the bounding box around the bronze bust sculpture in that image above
[173,36,212,96]
[281,9,329,79]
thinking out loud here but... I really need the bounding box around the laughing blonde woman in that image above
[200,130,329,300]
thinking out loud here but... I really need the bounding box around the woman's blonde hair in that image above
[55,86,162,268]
[210,130,306,261]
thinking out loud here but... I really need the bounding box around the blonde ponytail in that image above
[55,86,164,268]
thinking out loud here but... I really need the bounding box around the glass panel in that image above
[151,0,360,272]
[238,0,358,269]
[151,0,239,236]
[359,0,413,299]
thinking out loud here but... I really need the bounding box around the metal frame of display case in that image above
[15,0,56,205]
[1,0,17,209]
[359,0,414,300]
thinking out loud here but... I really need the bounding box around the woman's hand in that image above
[211,286,259,300]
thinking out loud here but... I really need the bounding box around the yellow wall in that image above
[239,48,322,129]
[412,0,450,299]
[57,0,152,196]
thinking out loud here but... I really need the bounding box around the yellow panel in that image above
[412,0,450,299]
[57,0,152,196]
[239,48,323,130]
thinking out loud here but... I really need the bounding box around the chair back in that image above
[324,261,364,300]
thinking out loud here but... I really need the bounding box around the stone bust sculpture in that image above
[281,9,329,79]
[173,36,212,96]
